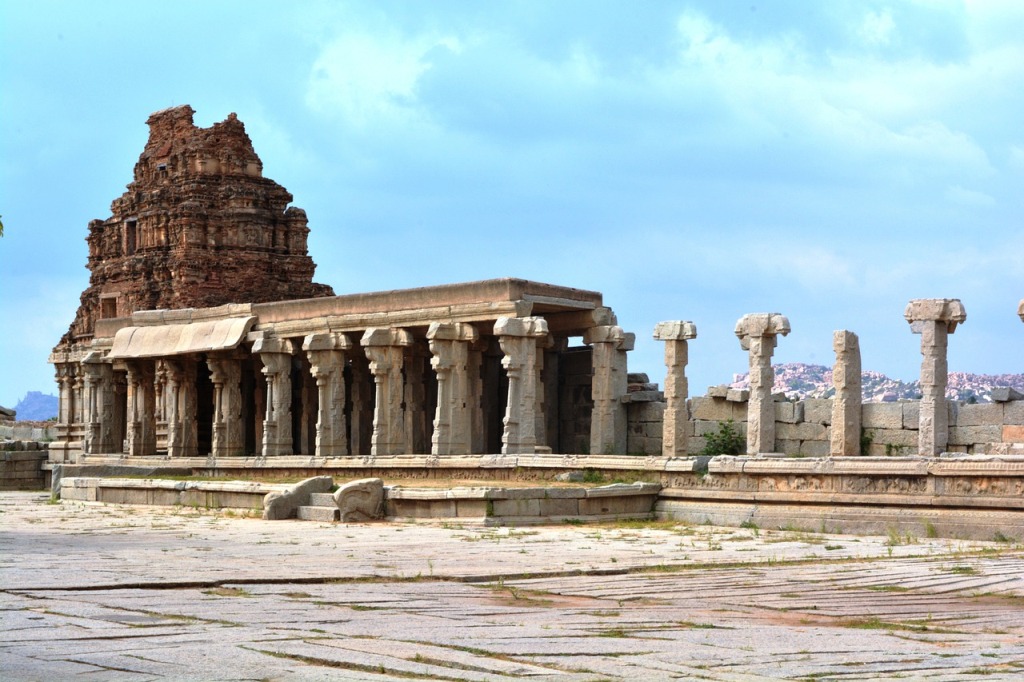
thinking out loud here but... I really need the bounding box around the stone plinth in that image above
[830,330,862,456]
[654,321,697,457]
[905,299,966,455]
[735,313,790,454]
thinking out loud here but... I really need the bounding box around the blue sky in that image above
[1,1,1022,409]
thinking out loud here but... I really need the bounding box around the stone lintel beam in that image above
[544,306,618,334]
[654,321,697,457]
[735,313,789,455]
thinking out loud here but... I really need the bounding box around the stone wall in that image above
[685,394,1024,456]
[0,441,48,490]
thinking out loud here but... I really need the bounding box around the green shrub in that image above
[701,420,745,456]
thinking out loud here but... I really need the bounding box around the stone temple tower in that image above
[59,105,334,347]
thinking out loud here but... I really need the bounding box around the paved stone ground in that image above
[2,491,1022,681]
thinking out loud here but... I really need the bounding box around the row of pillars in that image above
[64,316,637,459]
[654,298,1012,457]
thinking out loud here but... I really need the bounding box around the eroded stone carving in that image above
[263,475,333,520]
[654,321,697,457]
[735,313,790,454]
[333,477,384,521]
[905,299,966,455]
[830,330,862,456]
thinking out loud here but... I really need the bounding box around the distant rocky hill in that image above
[728,363,1024,403]
[12,391,58,421]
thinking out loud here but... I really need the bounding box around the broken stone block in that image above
[333,477,384,522]
[991,387,1024,403]
[263,476,333,520]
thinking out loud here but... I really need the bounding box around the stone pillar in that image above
[207,355,244,457]
[404,341,430,454]
[124,360,157,457]
[348,345,373,457]
[584,325,633,455]
[427,322,479,455]
[164,358,198,458]
[361,328,413,456]
[55,362,75,431]
[254,337,295,457]
[830,331,862,456]
[654,321,697,457]
[905,299,966,455]
[735,313,790,455]
[495,317,549,455]
[468,337,487,454]
[303,332,352,458]
[82,352,116,455]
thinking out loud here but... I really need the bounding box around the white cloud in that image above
[305,30,462,129]
[859,9,896,47]
[945,184,995,207]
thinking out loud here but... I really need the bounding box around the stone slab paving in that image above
[2,492,1023,681]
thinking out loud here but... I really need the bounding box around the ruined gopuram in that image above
[47,107,630,464]
[49,106,335,462]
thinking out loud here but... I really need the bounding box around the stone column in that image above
[124,360,157,457]
[905,299,966,455]
[495,317,549,455]
[735,313,790,455]
[82,352,116,455]
[348,344,373,457]
[55,362,75,430]
[303,332,352,458]
[427,322,479,455]
[361,328,413,456]
[468,337,487,454]
[830,330,862,456]
[164,358,198,458]
[253,337,295,457]
[654,321,698,457]
[207,355,244,457]
[404,341,430,454]
[584,325,634,455]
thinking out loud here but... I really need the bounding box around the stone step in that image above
[297,505,340,522]
[309,492,336,507]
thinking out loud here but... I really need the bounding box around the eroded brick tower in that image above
[60,105,334,346]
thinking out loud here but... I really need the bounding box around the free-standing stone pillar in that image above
[427,322,479,455]
[82,352,116,455]
[654,321,697,457]
[206,355,244,457]
[495,317,549,455]
[303,332,352,458]
[905,299,966,455]
[362,328,413,456]
[164,357,198,458]
[124,360,157,457]
[584,325,634,455]
[830,330,862,456]
[735,313,790,455]
[254,337,295,457]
